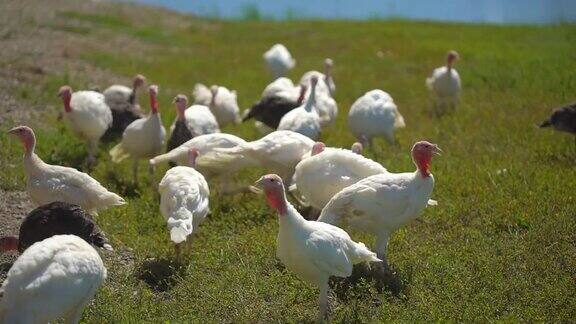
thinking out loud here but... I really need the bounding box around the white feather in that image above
[291,147,387,210]
[23,153,125,215]
[150,133,246,182]
[197,130,314,181]
[0,235,106,324]
[111,112,166,162]
[263,44,296,78]
[278,81,322,140]
[64,91,112,143]
[348,89,405,144]
[426,66,461,109]
[159,167,210,244]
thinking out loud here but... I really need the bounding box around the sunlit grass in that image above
[1,4,575,322]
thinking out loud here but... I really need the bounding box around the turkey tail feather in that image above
[149,152,171,166]
[425,77,434,90]
[394,112,406,128]
[196,145,257,172]
[353,242,381,263]
[109,143,130,163]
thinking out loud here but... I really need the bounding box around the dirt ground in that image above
[0,0,166,280]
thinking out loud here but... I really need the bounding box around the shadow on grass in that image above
[103,170,140,198]
[135,257,187,292]
[540,149,576,167]
[45,146,88,172]
[330,262,410,302]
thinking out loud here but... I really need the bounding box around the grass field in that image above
[1,1,576,322]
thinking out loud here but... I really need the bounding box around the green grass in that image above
[2,4,576,322]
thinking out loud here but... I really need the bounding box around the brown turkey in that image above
[539,103,576,143]
[0,201,112,254]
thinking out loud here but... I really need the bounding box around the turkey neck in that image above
[265,187,304,227]
[304,84,316,112]
[446,60,454,73]
[150,92,159,114]
[176,102,186,121]
[324,65,332,87]
[277,202,307,232]
[62,95,72,113]
[129,85,138,105]
[0,236,19,252]
[413,153,432,178]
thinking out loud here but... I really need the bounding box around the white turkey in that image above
[299,66,338,126]
[109,85,166,184]
[192,83,213,106]
[8,126,125,215]
[58,85,112,167]
[263,43,296,78]
[102,74,145,140]
[159,148,210,256]
[209,85,242,128]
[197,130,315,185]
[290,141,387,213]
[193,83,241,128]
[173,94,220,138]
[0,235,107,324]
[299,58,336,97]
[278,76,322,140]
[254,174,380,321]
[312,88,338,127]
[151,133,247,193]
[426,50,461,114]
[318,141,441,273]
[261,77,297,99]
[348,89,405,147]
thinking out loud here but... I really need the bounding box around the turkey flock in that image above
[1,41,572,323]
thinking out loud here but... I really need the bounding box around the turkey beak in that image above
[254,177,265,189]
[249,177,265,195]
[7,128,18,135]
[433,145,442,156]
